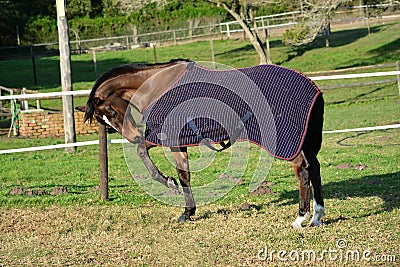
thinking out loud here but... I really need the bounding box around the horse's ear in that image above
[75,106,86,112]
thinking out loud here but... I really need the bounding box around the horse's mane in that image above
[84,58,191,122]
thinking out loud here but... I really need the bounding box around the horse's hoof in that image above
[292,213,310,229]
[177,214,191,223]
[292,221,303,229]
[309,203,325,227]
[309,221,323,227]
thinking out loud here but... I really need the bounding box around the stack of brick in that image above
[19,111,98,138]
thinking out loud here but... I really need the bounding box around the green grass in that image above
[0,22,399,266]
[1,23,399,113]
[1,23,399,89]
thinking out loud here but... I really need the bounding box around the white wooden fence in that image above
[1,69,400,155]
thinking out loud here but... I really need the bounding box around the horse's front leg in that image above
[171,147,196,222]
[137,143,180,191]
[291,151,311,229]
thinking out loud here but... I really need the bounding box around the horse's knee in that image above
[292,152,310,185]
[136,144,147,158]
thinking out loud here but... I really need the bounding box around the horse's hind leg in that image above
[303,150,325,227]
[291,151,311,228]
[291,151,325,228]
[171,147,196,222]
[295,93,325,227]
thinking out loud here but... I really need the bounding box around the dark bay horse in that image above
[76,59,325,228]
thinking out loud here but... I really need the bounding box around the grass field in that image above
[0,22,399,266]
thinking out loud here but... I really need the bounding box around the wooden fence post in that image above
[92,49,97,79]
[21,87,29,111]
[397,61,400,98]
[153,43,157,63]
[99,123,109,200]
[56,0,76,153]
[209,23,215,69]
[30,45,37,85]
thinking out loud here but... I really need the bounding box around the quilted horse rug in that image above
[141,62,321,160]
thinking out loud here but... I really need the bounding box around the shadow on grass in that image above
[281,26,384,65]
[270,171,400,222]
[341,37,400,68]
[324,85,388,105]
[215,40,284,57]
[0,57,142,90]
[369,37,400,57]
[335,130,400,147]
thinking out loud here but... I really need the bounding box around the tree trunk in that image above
[265,28,272,63]
[221,3,268,65]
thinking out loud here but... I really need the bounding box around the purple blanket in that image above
[142,62,321,160]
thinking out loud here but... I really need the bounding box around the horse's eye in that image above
[110,109,118,117]
[106,106,117,117]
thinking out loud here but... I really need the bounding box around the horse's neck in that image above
[128,62,189,112]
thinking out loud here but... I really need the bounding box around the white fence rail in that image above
[1,71,399,102]
[0,90,91,101]
[0,139,128,154]
[0,69,399,154]
[220,11,300,37]
[310,71,400,81]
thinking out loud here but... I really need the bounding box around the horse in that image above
[76,59,325,228]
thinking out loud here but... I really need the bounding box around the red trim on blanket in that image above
[143,63,322,161]
[144,91,320,161]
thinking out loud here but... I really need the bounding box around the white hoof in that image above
[309,201,325,227]
[292,212,310,229]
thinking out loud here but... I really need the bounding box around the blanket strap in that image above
[188,111,253,152]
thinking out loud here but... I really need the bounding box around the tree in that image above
[208,0,273,65]
[67,0,92,19]
[283,0,348,46]
[0,0,55,46]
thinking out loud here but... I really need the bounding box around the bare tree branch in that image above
[208,0,272,64]
[284,0,349,46]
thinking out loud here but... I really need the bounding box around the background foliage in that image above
[1,0,394,46]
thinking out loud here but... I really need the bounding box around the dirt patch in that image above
[91,186,100,192]
[162,188,182,196]
[377,136,392,142]
[336,163,368,170]
[249,181,276,196]
[336,163,353,169]
[122,189,133,194]
[9,186,68,196]
[354,164,368,170]
[219,173,245,185]
[9,187,25,195]
[239,203,263,211]
[50,187,68,195]
[26,189,46,196]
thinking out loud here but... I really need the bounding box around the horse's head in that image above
[77,59,191,144]
[76,63,161,143]
[76,93,144,144]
